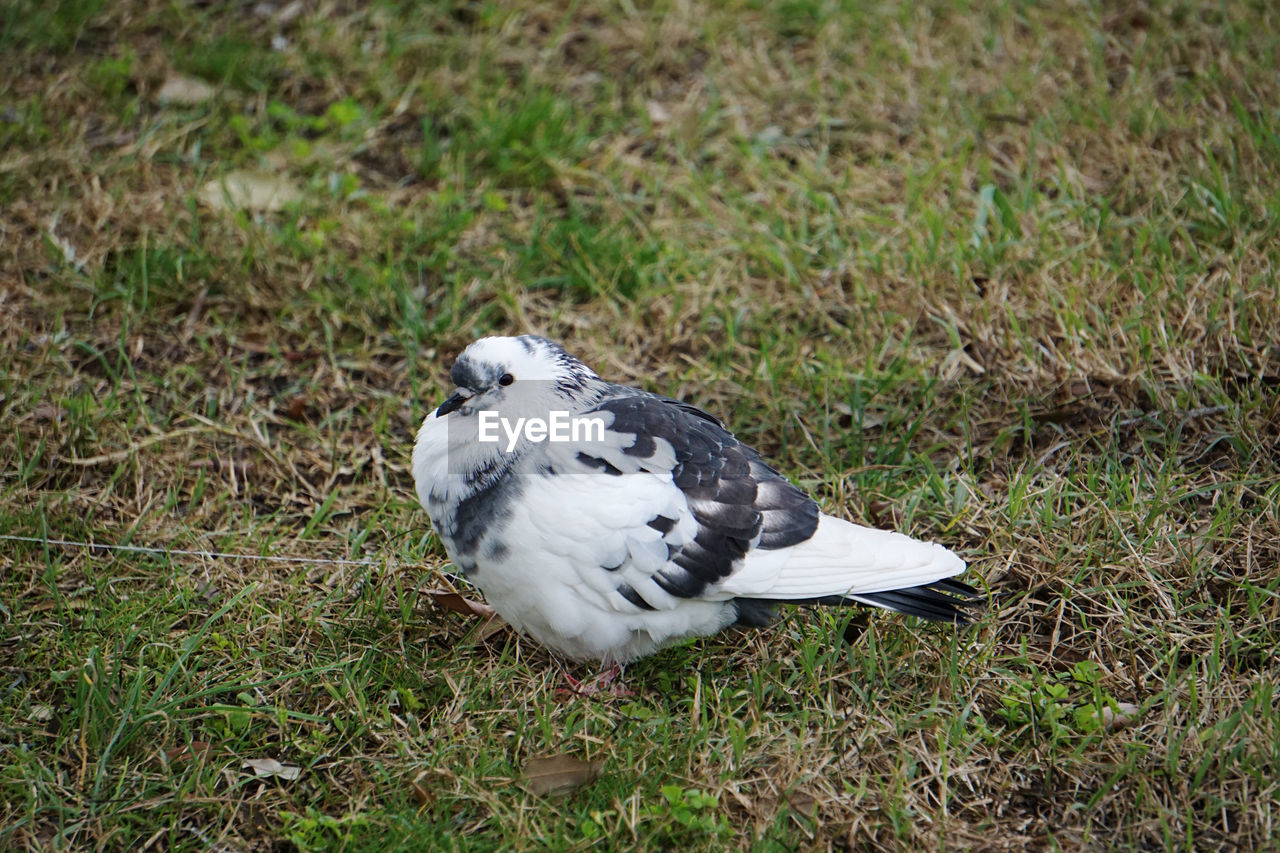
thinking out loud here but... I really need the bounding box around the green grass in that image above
[3,0,1280,849]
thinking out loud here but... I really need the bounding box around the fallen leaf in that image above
[86,130,136,149]
[646,100,672,124]
[865,500,896,527]
[29,402,59,423]
[407,774,433,806]
[155,74,216,106]
[523,754,602,797]
[254,0,305,23]
[277,0,305,23]
[285,394,308,421]
[45,221,82,270]
[787,790,818,818]
[426,588,496,619]
[242,757,302,780]
[755,125,784,146]
[475,615,508,643]
[196,579,221,607]
[27,704,54,722]
[189,458,255,476]
[1099,702,1141,730]
[165,741,215,763]
[199,170,302,212]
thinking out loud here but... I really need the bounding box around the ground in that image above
[2,0,1278,850]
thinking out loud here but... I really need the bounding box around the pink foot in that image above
[556,664,634,697]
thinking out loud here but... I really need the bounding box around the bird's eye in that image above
[498,373,515,386]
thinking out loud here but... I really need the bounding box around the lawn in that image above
[2,0,1278,850]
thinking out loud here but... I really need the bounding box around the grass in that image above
[2,0,1279,849]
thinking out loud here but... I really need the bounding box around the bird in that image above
[412,335,981,677]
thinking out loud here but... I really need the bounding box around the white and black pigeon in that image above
[413,335,981,669]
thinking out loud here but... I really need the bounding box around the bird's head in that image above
[414,335,604,504]
[434,335,600,419]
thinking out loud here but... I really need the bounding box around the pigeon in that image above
[413,335,981,669]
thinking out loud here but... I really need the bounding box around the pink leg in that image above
[556,663,634,697]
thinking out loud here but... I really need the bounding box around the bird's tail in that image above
[813,577,984,624]
[726,513,985,623]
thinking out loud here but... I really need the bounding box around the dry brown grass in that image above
[2,0,1279,850]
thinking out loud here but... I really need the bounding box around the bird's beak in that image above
[435,389,473,417]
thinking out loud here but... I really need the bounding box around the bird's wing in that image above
[518,390,969,620]
[510,390,818,616]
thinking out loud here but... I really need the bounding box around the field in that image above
[2,0,1279,850]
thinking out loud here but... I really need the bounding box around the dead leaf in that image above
[426,588,496,619]
[407,774,434,806]
[523,754,602,797]
[277,0,305,23]
[155,74,216,106]
[190,458,255,476]
[285,394,308,421]
[1099,702,1141,730]
[646,100,672,124]
[86,129,137,150]
[242,757,302,780]
[45,219,83,270]
[866,500,896,528]
[474,615,507,643]
[29,402,59,423]
[199,170,302,212]
[27,704,54,722]
[787,790,818,818]
[165,740,215,763]
[255,0,304,23]
[196,579,221,607]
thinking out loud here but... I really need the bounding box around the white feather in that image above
[720,513,965,600]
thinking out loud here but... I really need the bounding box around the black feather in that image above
[733,599,778,627]
[577,453,624,476]
[617,583,656,611]
[823,579,983,624]
[449,463,523,560]
[652,567,705,598]
[586,392,820,599]
[647,515,677,534]
[738,579,984,628]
